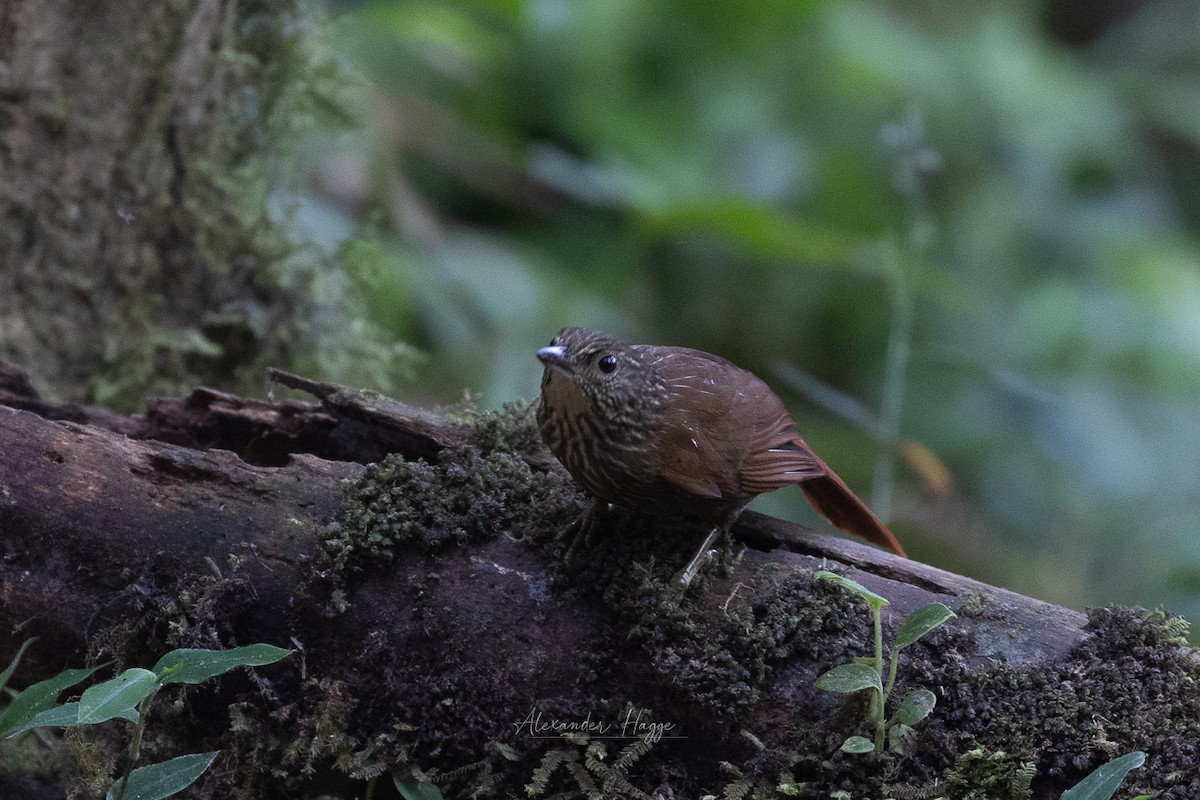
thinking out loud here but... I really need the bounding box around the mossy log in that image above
[0,361,1195,800]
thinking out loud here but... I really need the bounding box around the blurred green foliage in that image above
[287,0,1200,624]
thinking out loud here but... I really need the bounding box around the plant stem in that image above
[115,691,156,800]
[883,642,900,702]
[873,606,884,682]
[873,606,886,751]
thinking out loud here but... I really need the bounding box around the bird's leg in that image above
[673,507,745,592]
[673,524,726,592]
[563,499,610,569]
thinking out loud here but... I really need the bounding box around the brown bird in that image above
[536,327,906,587]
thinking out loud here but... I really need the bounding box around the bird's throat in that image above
[541,369,592,419]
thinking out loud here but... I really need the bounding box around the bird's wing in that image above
[647,347,823,500]
[644,347,734,499]
[733,374,827,494]
[642,345,906,555]
[737,421,826,494]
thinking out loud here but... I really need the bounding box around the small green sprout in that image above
[812,571,954,753]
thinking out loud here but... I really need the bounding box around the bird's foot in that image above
[672,525,724,593]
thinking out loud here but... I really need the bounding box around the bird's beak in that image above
[536,345,572,375]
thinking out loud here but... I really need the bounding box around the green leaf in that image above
[393,774,446,800]
[840,736,875,753]
[6,702,139,737]
[894,603,956,650]
[6,702,80,736]
[78,669,157,725]
[1060,752,1146,800]
[0,665,101,737]
[813,571,889,610]
[814,663,882,694]
[895,688,937,726]
[0,637,37,695]
[105,751,219,800]
[153,645,290,685]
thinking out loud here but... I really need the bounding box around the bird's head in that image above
[536,327,658,420]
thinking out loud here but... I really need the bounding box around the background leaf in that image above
[895,688,937,726]
[0,637,36,695]
[840,736,875,754]
[393,774,446,800]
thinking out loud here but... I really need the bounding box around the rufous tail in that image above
[798,457,906,557]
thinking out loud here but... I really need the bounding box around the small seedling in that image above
[0,639,289,800]
[812,571,954,753]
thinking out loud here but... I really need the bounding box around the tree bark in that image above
[0,0,320,411]
[0,361,1194,800]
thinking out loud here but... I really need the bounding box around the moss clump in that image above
[566,521,872,719]
[928,746,1036,800]
[459,399,547,456]
[892,606,1199,799]
[318,402,580,582]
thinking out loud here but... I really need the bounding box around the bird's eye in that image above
[598,354,618,374]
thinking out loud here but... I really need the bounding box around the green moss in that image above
[932,746,1036,800]
[636,599,1199,800]
[459,399,547,455]
[955,592,988,618]
[887,606,1200,799]
[555,516,872,719]
[318,401,580,584]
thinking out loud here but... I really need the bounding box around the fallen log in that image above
[0,362,1194,799]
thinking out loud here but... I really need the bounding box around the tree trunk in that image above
[1,361,1194,800]
[0,0,318,411]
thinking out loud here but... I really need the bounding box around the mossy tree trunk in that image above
[0,0,319,411]
[1,362,1195,800]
